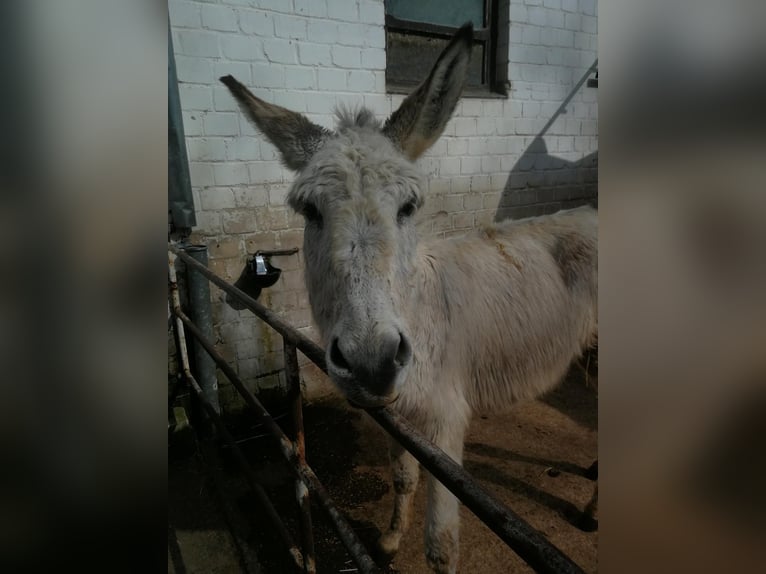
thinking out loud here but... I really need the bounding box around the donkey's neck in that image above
[398,241,455,359]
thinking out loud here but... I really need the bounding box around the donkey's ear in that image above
[383,23,473,160]
[220,75,330,171]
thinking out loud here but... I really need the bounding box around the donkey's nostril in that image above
[395,333,412,367]
[330,338,351,371]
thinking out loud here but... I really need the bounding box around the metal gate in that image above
[168,243,585,574]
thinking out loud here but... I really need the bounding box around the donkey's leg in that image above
[424,423,466,574]
[378,436,420,557]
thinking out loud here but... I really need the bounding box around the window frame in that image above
[384,0,505,97]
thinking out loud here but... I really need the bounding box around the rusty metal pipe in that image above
[256,247,300,257]
[285,341,317,574]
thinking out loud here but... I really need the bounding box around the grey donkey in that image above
[221,23,598,574]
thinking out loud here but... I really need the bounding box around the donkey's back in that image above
[417,206,597,414]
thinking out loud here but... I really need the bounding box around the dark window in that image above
[384,0,504,96]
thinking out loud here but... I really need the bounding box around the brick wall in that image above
[169,0,598,408]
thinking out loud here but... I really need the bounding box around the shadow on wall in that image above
[494,60,599,223]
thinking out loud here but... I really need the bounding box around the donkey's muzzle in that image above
[328,332,412,402]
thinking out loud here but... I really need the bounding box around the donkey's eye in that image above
[302,202,323,227]
[397,201,417,223]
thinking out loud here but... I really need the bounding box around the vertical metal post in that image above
[284,340,316,574]
[183,244,219,414]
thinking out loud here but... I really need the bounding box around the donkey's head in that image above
[221,25,472,407]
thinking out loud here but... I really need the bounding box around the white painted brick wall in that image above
[169,0,598,402]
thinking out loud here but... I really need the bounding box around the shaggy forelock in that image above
[287,107,424,215]
[335,105,381,131]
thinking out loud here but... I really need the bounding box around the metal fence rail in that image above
[168,243,586,574]
[169,252,306,570]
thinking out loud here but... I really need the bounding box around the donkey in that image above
[221,23,597,574]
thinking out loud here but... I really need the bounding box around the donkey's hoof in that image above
[577,513,598,532]
[376,531,401,560]
[425,529,459,574]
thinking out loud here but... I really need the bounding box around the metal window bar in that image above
[169,243,586,574]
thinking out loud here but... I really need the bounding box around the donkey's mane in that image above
[334,105,381,131]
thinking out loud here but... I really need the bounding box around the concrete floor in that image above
[168,363,597,573]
